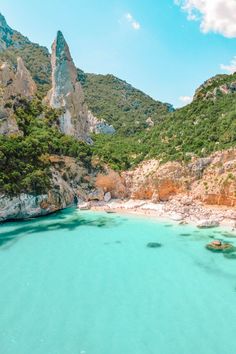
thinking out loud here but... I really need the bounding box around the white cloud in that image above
[220,56,236,74]
[132,21,141,30]
[175,0,236,38]
[125,13,141,30]
[179,95,193,105]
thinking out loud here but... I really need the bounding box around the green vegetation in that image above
[2,15,236,193]
[81,73,171,135]
[0,16,171,132]
[0,43,51,96]
[195,72,236,99]
[0,98,92,195]
[92,92,236,170]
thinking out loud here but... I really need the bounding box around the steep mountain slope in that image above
[81,73,172,135]
[93,86,236,169]
[0,13,170,133]
[0,14,51,95]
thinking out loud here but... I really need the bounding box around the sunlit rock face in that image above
[88,110,115,135]
[15,57,37,97]
[47,31,91,142]
[0,57,37,135]
[0,57,37,99]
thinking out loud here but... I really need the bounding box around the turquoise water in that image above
[1,208,236,354]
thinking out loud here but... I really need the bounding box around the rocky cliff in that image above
[0,57,37,135]
[46,31,91,142]
[0,155,93,222]
[117,150,236,208]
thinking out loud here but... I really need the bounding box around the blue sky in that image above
[1,0,236,107]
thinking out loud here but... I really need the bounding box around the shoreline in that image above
[88,198,236,232]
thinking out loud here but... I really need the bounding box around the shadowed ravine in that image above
[0,209,236,354]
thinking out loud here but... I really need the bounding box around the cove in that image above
[0,208,236,354]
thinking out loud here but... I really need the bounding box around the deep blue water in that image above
[0,208,236,354]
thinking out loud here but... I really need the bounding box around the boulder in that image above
[104,192,112,203]
[168,212,184,222]
[206,240,235,253]
[197,220,220,228]
[78,202,91,210]
[87,189,104,201]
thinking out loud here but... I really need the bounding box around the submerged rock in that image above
[224,253,236,260]
[206,240,235,253]
[147,242,162,248]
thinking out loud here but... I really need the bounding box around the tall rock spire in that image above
[47,31,91,142]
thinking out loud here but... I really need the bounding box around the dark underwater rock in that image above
[147,242,162,248]
[224,253,236,259]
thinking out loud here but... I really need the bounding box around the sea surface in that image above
[0,208,236,354]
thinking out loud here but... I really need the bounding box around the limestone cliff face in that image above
[14,57,37,97]
[88,110,115,135]
[46,31,91,142]
[191,150,236,207]
[0,155,93,222]
[108,149,236,208]
[0,58,37,99]
[122,160,189,201]
[0,57,37,135]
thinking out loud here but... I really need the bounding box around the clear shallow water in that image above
[0,208,236,354]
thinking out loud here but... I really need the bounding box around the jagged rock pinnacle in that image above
[47,31,91,142]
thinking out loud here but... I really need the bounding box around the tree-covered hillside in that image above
[92,91,236,170]
[0,42,51,96]
[0,98,92,195]
[1,12,236,183]
[0,13,171,133]
[81,73,172,135]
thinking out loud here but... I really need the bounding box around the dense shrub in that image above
[0,98,92,195]
[92,93,236,169]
